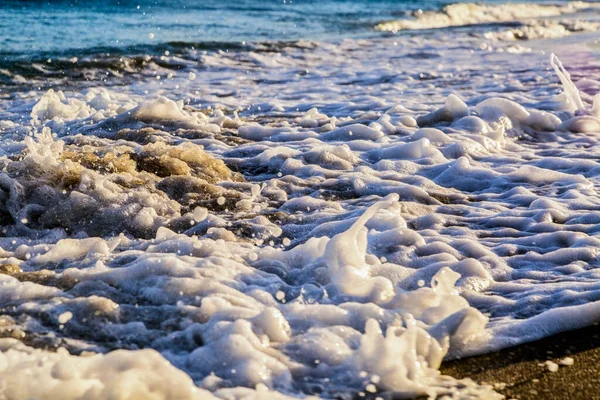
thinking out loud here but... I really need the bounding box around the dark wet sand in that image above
[441,323,600,399]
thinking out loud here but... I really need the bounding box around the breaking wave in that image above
[375,1,599,32]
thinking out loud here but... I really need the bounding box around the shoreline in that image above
[441,323,600,399]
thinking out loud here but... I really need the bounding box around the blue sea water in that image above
[1,0,422,55]
[0,0,557,57]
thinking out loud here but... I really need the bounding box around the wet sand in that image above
[441,323,600,399]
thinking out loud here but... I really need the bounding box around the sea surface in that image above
[0,0,533,54]
[2,0,600,399]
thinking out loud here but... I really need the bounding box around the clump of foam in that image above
[24,127,64,167]
[1,127,240,238]
[31,89,92,126]
[347,319,501,398]
[321,193,399,301]
[30,88,137,132]
[0,339,214,400]
[550,54,600,134]
[551,53,586,113]
[128,97,206,128]
[417,94,469,127]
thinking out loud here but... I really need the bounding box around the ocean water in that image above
[2,1,600,399]
[2,0,432,52]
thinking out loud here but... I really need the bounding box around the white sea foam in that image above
[2,12,600,399]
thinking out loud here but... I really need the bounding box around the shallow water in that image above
[2,1,600,399]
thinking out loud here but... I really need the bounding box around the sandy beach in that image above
[442,324,600,399]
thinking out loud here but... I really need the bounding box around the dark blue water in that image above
[1,0,435,56]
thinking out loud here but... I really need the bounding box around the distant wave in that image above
[374,1,599,32]
[480,19,600,41]
[0,40,250,62]
[0,40,314,88]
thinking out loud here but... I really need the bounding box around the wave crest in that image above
[375,1,597,32]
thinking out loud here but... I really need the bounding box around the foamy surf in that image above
[2,1,600,398]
